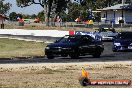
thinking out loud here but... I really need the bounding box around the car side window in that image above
[81,36,93,42]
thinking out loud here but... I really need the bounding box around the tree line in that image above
[1,0,132,25]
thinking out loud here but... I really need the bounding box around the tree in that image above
[0,0,11,15]
[22,14,30,19]
[30,14,37,19]
[9,12,17,21]
[67,2,87,21]
[16,0,70,26]
[37,11,45,22]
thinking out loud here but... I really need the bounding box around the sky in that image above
[4,0,43,15]
[4,0,78,15]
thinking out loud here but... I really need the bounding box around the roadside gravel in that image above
[0,61,132,88]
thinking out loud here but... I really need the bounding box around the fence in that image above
[2,21,132,30]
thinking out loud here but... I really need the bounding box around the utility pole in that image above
[122,0,126,5]
[1,1,4,29]
[121,0,126,31]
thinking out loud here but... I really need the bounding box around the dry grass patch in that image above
[0,38,46,58]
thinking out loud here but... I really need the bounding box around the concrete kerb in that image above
[0,29,70,43]
[0,34,61,43]
[0,29,69,37]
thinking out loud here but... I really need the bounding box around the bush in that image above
[119,20,124,24]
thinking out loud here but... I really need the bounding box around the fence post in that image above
[66,22,68,29]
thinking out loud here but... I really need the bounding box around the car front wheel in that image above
[70,54,79,59]
[92,52,101,58]
[70,49,79,59]
[112,47,117,52]
[47,55,54,59]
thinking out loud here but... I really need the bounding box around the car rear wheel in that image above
[113,49,117,52]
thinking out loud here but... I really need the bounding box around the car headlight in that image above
[114,43,121,46]
[45,47,50,49]
[62,47,68,49]
[58,47,62,49]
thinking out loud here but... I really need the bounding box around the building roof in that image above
[97,4,132,11]
[121,4,132,10]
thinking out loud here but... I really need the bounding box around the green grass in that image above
[0,38,47,58]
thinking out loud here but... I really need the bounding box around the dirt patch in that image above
[0,62,132,88]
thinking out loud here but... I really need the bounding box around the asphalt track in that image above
[0,42,132,64]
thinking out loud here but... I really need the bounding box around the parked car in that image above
[24,19,30,24]
[112,31,132,52]
[75,31,102,41]
[99,27,118,41]
[45,35,104,59]
[98,27,115,32]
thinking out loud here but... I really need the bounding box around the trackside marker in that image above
[79,67,131,86]
[69,30,75,35]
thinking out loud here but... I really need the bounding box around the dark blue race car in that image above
[45,35,104,59]
[113,31,132,52]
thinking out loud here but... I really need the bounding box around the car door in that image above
[80,36,95,54]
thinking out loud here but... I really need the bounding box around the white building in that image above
[98,4,132,24]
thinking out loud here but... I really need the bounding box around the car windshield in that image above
[56,36,78,43]
[117,32,132,39]
[99,28,116,33]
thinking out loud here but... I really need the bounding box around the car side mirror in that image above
[55,40,59,43]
